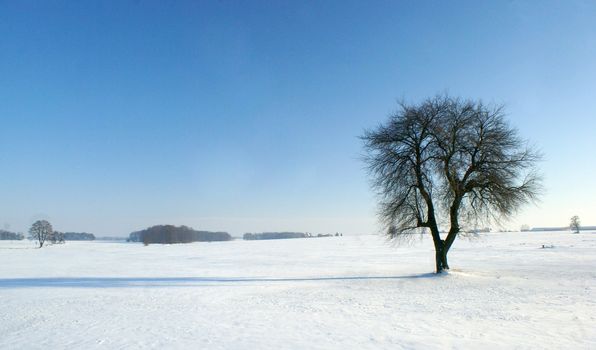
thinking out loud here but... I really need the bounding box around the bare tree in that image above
[56,231,65,244]
[570,216,581,233]
[29,220,53,248]
[362,95,542,273]
[49,231,65,244]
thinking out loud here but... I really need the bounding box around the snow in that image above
[1,232,595,349]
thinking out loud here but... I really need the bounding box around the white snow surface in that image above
[1,232,595,349]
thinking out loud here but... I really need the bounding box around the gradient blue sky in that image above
[1,1,595,236]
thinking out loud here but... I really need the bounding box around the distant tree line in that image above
[128,230,143,242]
[59,232,96,241]
[0,230,25,240]
[243,232,341,240]
[95,236,125,241]
[243,232,307,240]
[128,225,232,244]
[1,228,94,242]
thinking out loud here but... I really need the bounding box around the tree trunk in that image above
[434,240,450,273]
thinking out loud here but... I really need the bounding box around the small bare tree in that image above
[49,231,65,244]
[570,216,581,233]
[362,95,542,273]
[29,220,53,248]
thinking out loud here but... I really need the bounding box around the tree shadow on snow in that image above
[0,273,439,289]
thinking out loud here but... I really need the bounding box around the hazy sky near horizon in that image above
[1,1,595,236]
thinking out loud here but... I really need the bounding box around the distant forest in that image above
[0,230,24,240]
[128,225,232,244]
[59,232,96,241]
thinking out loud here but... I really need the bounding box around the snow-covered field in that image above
[1,232,595,349]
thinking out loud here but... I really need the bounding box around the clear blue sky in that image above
[1,1,595,236]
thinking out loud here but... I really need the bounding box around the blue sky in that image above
[1,1,595,236]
